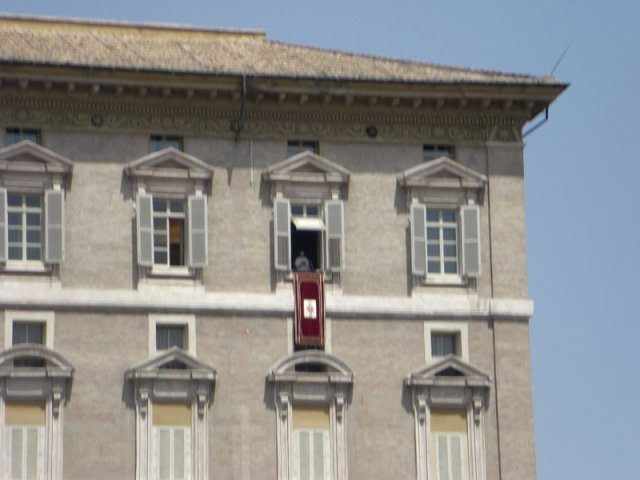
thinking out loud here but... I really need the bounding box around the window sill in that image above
[421,275,468,287]
[0,262,51,274]
[148,265,194,278]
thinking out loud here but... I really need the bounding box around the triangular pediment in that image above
[125,147,213,180]
[126,347,216,381]
[264,151,350,184]
[405,355,490,387]
[397,156,486,189]
[0,140,74,174]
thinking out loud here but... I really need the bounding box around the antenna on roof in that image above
[550,44,570,75]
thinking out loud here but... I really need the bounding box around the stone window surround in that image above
[125,147,213,282]
[126,348,216,480]
[148,313,196,357]
[405,356,490,480]
[4,310,55,350]
[0,140,73,275]
[397,156,486,288]
[267,350,354,480]
[0,344,74,480]
[424,321,469,364]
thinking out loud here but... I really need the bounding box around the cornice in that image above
[0,92,526,143]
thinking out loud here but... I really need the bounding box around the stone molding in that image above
[0,94,525,143]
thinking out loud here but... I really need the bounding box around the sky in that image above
[1,0,639,478]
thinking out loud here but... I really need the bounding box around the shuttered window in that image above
[5,404,46,480]
[137,194,208,269]
[324,200,344,272]
[292,407,331,480]
[6,193,43,262]
[431,410,468,480]
[152,404,192,480]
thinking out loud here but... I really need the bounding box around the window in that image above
[287,140,318,157]
[268,351,353,480]
[423,144,454,162]
[6,128,40,146]
[125,148,213,278]
[7,193,43,262]
[150,135,183,152]
[12,322,45,367]
[127,349,216,480]
[425,322,468,363]
[292,407,331,480]
[5,403,46,480]
[264,151,350,282]
[149,314,195,357]
[427,209,459,276]
[398,157,486,285]
[152,198,186,267]
[0,142,72,271]
[152,404,192,480]
[0,345,74,480]
[405,357,490,480]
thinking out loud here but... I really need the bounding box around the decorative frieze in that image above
[0,93,525,143]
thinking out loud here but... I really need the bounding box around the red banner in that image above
[294,271,325,346]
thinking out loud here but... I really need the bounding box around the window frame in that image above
[5,128,41,146]
[424,322,468,363]
[0,345,74,480]
[149,314,196,357]
[126,349,216,480]
[267,351,353,480]
[4,311,55,350]
[0,142,72,274]
[423,144,454,162]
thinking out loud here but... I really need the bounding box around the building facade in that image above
[0,15,566,480]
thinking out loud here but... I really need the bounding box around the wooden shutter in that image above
[158,428,171,480]
[274,198,291,271]
[188,195,207,268]
[136,193,154,267]
[410,203,427,276]
[450,435,463,480]
[325,200,344,272]
[0,188,6,262]
[437,434,450,480]
[45,189,64,264]
[10,427,22,480]
[9,427,44,480]
[461,205,481,277]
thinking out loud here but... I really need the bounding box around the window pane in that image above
[428,261,441,273]
[306,205,319,217]
[26,213,40,226]
[443,228,456,241]
[427,244,440,257]
[8,229,22,243]
[169,200,184,213]
[443,245,457,257]
[426,210,439,222]
[154,234,167,248]
[444,261,457,274]
[13,324,27,344]
[153,217,167,231]
[26,247,41,261]
[291,204,304,216]
[8,247,22,260]
[8,212,22,225]
[22,129,40,144]
[7,193,22,207]
[25,195,40,208]
[427,228,440,240]
[154,251,167,264]
[442,210,456,222]
[153,198,167,212]
[432,334,455,356]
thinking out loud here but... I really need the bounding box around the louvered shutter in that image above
[461,205,481,277]
[137,193,154,267]
[173,428,185,480]
[0,188,7,262]
[296,430,311,480]
[410,203,427,276]
[188,195,207,268]
[325,200,344,272]
[10,428,22,480]
[437,434,450,480]
[45,189,64,264]
[450,435,463,480]
[158,428,171,480]
[274,198,291,271]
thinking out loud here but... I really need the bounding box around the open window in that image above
[125,148,213,280]
[0,344,74,480]
[264,151,350,283]
[126,348,216,480]
[397,157,486,286]
[0,141,73,273]
[405,356,490,480]
[267,351,354,480]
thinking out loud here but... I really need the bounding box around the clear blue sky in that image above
[2,1,639,478]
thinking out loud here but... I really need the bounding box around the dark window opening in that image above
[150,135,183,152]
[156,325,186,350]
[12,322,44,346]
[168,219,185,266]
[287,140,318,157]
[431,334,457,356]
[14,357,46,368]
[293,345,326,372]
[159,361,188,370]
[291,225,321,272]
[423,144,454,162]
[436,367,464,377]
[6,128,41,145]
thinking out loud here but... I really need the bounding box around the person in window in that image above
[294,250,313,271]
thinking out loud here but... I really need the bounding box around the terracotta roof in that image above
[0,15,562,86]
